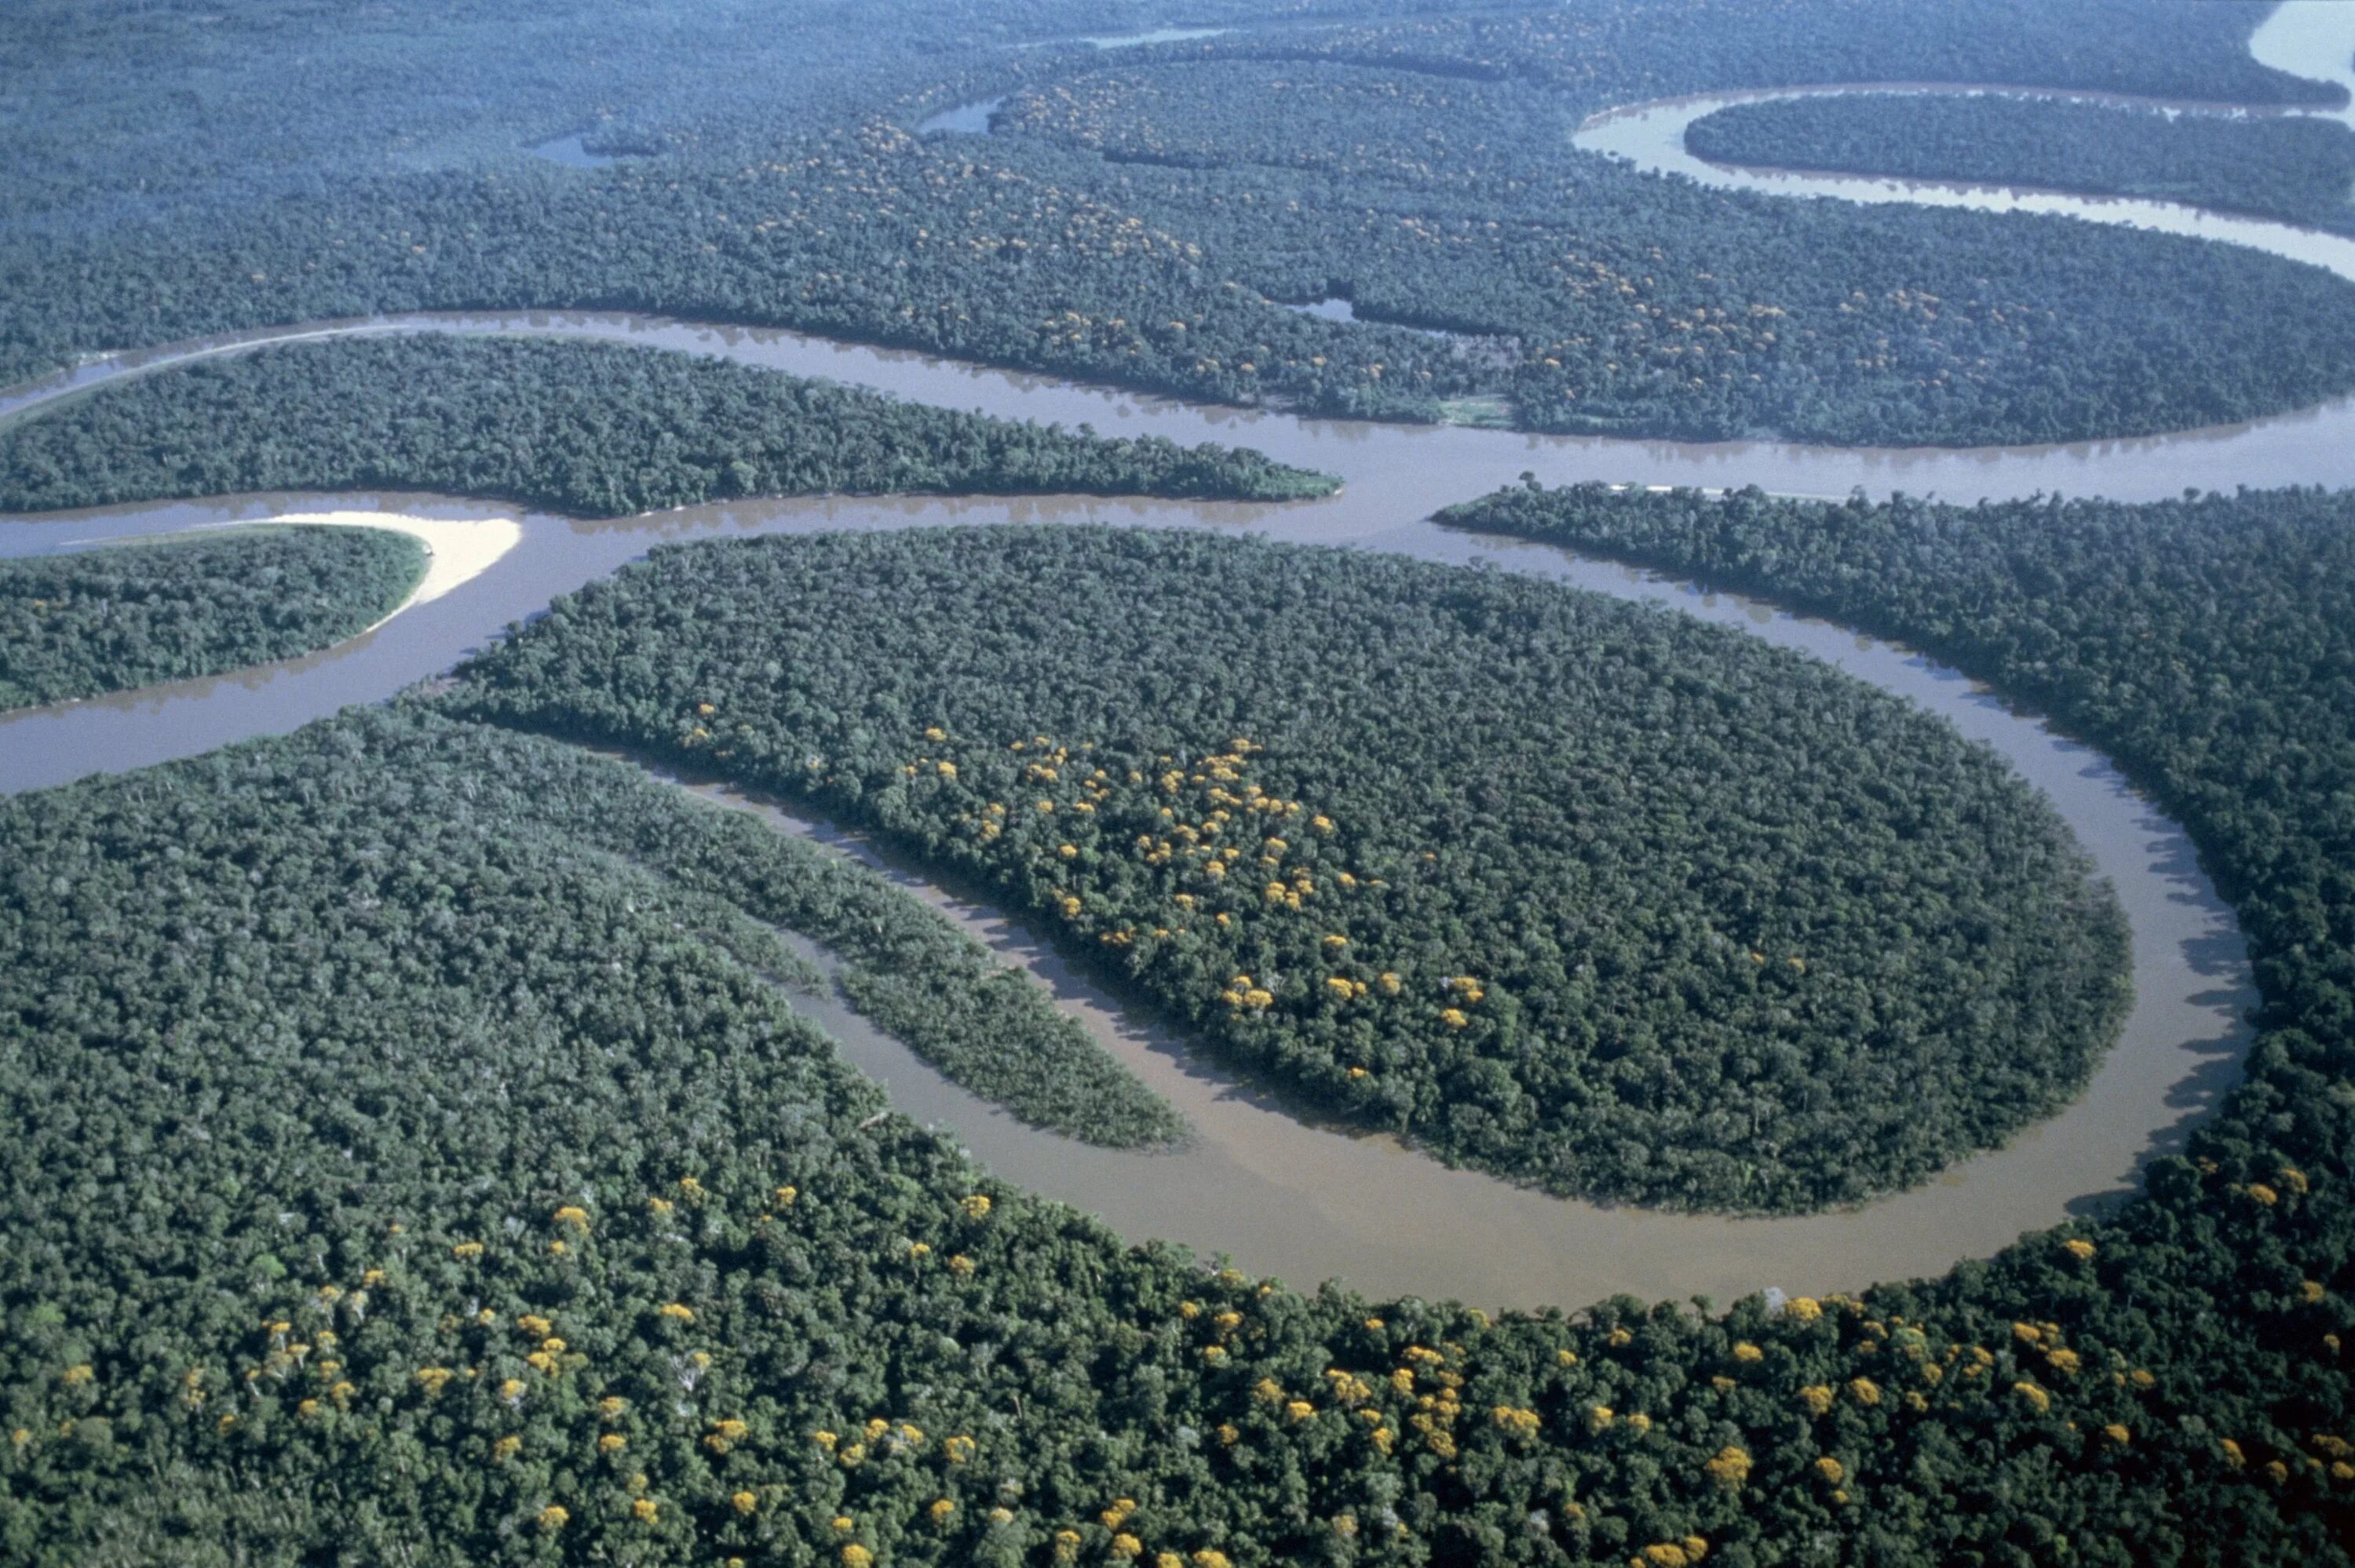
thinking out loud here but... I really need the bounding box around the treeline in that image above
[0,525,422,709]
[6,502,2355,1559]
[0,337,1339,517]
[1688,93,2355,234]
[8,4,2355,448]
[444,525,2129,1215]
[1249,0,2333,105]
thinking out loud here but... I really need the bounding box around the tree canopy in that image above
[0,525,423,709]
[7,483,2355,1557]
[0,337,1338,517]
[444,525,2129,1213]
[4,2,2350,446]
[1686,93,2355,235]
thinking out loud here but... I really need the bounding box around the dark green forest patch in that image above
[0,337,1338,517]
[1687,93,2355,234]
[0,707,1213,1563]
[444,526,2131,1213]
[0,525,424,709]
[1421,476,2355,1561]
[5,3,2351,447]
[973,51,2355,443]
[8,490,2355,1559]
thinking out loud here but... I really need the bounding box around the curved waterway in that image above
[1572,2,2355,273]
[0,480,2256,1308]
[13,5,2355,1306]
[1576,84,2355,270]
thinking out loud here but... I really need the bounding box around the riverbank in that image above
[7,12,2343,1304]
[258,509,523,632]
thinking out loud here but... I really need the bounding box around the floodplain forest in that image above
[0,525,423,709]
[0,335,1339,517]
[6,0,2355,1563]
[1685,93,2355,234]
[447,525,2130,1215]
[6,486,2355,1559]
[4,0,2354,446]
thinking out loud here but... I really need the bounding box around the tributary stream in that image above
[2,2,2349,1308]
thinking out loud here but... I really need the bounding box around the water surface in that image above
[526,132,626,169]
[11,5,2347,1307]
[0,479,2253,1309]
[918,96,1004,136]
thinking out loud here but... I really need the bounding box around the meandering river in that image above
[5,2,2349,1307]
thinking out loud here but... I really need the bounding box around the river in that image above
[1572,16,2355,277]
[6,3,2349,1307]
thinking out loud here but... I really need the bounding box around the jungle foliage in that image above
[0,707,1216,1565]
[7,494,2355,1560]
[1686,93,2355,234]
[444,526,2130,1214]
[9,0,2355,1560]
[0,337,1338,516]
[980,52,2355,443]
[3,2,2351,447]
[0,525,422,709]
[404,719,1183,1148]
[1423,476,2355,1558]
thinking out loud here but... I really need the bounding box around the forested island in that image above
[5,488,2355,1562]
[0,337,1338,516]
[1686,93,2355,233]
[10,0,2355,1563]
[444,526,2129,1214]
[0,526,422,709]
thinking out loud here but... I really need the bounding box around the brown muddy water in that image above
[0,477,2255,1309]
[11,4,2351,1305]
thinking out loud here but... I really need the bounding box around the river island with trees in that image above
[0,337,1339,516]
[443,525,2131,1216]
[7,0,2355,1562]
[0,526,423,709]
[1685,93,2355,233]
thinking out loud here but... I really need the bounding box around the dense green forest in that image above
[0,526,422,709]
[1422,477,2355,1555]
[443,526,2128,1214]
[409,717,1179,1147]
[0,708,1232,1565]
[1686,94,2355,234]
[979,54,2355,443]
[0,337,1338,516]
[9,489,2355,1560]
[12,0,2355,1560]
[4,1,2351,446]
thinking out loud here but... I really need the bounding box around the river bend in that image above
[8,3,2349,1305]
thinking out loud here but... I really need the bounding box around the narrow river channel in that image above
[4,2,2346,1307]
